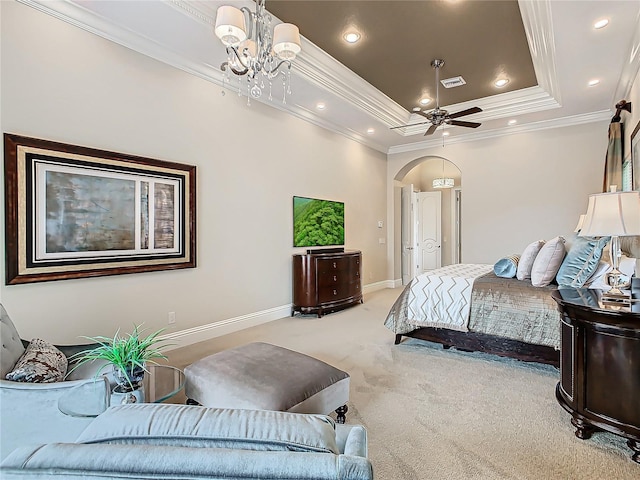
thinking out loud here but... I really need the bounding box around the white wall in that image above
[0,2,388,344]
[387,122,610,279]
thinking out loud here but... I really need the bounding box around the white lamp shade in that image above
[579,191,640,237]
[574,214,586,233]
[215,6,247,46]
[273,23,301,60]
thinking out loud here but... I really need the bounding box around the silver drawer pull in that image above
[333,290,337,295]
[333,262,337,268]
[333,275,337,281]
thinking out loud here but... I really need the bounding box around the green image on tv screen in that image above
[293,196,345,247]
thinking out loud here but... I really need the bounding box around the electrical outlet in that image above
[377,220,384,228]
[168,311,176,325]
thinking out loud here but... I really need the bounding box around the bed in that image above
[384,264,562,366]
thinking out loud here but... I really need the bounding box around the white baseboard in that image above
[160,304,291,351]
[362,280,394,293]
[161,280,400,351]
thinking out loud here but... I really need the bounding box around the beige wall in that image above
[0,2,388,344]
[387,122,610,280]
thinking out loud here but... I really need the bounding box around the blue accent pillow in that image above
[493,254,520,278]
[556,236,610,287]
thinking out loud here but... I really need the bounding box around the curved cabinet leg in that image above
[335,404,348,424]
[571,417,595,440]
[627,440,640,464]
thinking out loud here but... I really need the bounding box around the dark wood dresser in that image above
[552,285,640,463]
[292,249,362,317]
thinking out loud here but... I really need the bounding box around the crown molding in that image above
[388,110,611,156]
[518,0,561,104]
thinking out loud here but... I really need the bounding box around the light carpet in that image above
[167,288,638,479]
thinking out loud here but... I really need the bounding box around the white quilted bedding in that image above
[406,264,493,332]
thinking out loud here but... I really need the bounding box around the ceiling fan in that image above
[392,59,482,136]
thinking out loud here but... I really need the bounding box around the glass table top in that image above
[58,364,185,418]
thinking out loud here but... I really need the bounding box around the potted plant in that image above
[69,324,171,395]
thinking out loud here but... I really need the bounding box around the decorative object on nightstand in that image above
[578,190,640,302]
[68,325,171,404]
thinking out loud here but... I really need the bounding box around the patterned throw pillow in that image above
[5,338,67,383]
[493,254,520,278]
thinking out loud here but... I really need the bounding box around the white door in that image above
[401,185,416,285]
[416,191,441,273]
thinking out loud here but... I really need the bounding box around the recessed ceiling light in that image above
[344,32,361,43]
[316,102,326,110]
[495,78,509,88]
[367,128,375,135]
[508,119,517,125]
[419,98,431,106]
[442,131,450,137]
[588,79,600,87]
[412,107,422,112]
[594,19,609,29]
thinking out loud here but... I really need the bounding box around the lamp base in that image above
[605,268,631,291]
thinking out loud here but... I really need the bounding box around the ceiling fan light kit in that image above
[215,0,301,104]
[392,59,483,136]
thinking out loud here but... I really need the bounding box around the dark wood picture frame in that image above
[632,119,640,191]
[4,134,196,284]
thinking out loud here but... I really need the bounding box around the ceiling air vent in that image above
[441,76,466,88]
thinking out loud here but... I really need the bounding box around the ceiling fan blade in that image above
[424,124,439,136]
[390,121,432,130]
[448,120,481,128]
[448,106,482,119]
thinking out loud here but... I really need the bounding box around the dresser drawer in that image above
[318,284,352,303]
[316,257,350,276]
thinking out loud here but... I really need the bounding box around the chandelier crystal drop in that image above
[215,0,301,104]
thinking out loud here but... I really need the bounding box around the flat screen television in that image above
[293,196,344,247]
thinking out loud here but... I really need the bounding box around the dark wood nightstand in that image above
[552,287,640,463]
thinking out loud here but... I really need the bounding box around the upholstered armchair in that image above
[0,304,110,460]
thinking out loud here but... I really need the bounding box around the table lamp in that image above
[579,190,640,298]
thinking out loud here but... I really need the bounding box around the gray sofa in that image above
[0,403,373,479]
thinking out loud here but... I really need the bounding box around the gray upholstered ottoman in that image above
[184,342,350,423]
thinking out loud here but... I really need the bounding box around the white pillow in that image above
[531,236,566,287]
[516,240,546,281]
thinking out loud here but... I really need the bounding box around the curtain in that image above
[602,122,623,192]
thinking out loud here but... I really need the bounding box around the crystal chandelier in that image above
[214,0,302,104]
[433,177,454,189]
[433,158,455,189]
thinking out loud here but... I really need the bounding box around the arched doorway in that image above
[394,156,462,285]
